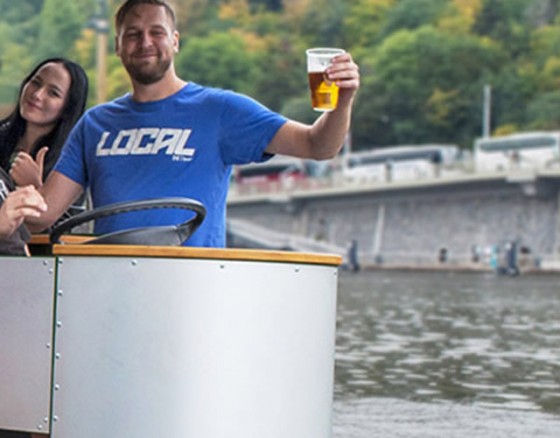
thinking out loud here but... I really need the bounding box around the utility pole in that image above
[90,0,109,104]
[482,84,491,138]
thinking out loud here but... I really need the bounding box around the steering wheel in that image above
[49,197,206,246]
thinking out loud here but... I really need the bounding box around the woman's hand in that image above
[0,185,47,239]
[10,146,48,188]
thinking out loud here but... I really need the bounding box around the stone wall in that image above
[227,174,560,270]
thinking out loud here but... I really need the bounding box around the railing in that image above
[229,159,560,201]
[227,218,346,259]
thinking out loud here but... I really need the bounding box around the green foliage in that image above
[36,0,85,60]
[379,0,448,39]
[281,94,318,125]
[0,0,42,22]
[176,32,259,94]
[343,0,396,48]
[526,90,560,129]
[3,0,560,149]
[299,0,347,47]
[353,26,504,148]
[248,0,282,12]
[250,37,307,111]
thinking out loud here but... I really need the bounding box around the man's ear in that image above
[115,36,121,56]
[173,30,180,53]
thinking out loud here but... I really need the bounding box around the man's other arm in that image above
[26,171,84,232]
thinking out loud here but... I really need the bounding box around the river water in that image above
[332,270,560,437]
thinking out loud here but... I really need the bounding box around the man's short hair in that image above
[115,0,177,31]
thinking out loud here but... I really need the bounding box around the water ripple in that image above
[335,270,560,416]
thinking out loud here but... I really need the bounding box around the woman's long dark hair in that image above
[0,57,89,179]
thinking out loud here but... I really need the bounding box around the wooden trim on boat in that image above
[52,244,342,266]
[29,234,93,245]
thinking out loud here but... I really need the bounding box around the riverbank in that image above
[227,169,560,273]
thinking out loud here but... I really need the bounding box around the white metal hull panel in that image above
[52,256,338,438]
[0,257,55,433]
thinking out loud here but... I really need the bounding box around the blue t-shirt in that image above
[54,83,287,247]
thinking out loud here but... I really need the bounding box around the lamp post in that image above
[89,0,109,104]
[482,84,491,138]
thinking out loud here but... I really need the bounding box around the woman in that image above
[0,58,87,438]
[0,57,88,187]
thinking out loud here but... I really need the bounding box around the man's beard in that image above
[125,55,172,85]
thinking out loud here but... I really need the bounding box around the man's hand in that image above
[266,51,360,160]
[0,185,47,239]
[325,52,360,108]
[10,146,48,188]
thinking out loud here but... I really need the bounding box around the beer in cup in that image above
[306,48,345,112]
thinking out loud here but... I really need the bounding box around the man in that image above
[27,0,360,246]
[0,167,46,255]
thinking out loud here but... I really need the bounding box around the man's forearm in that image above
[308,104,354,160]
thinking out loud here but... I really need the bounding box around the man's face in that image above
[115,4,179,85]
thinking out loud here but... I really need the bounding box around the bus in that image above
[342,144,461,183]
[474,131,560,172]
[232,156,308,191]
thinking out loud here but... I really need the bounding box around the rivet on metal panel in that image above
[36,425,43,431]
[54,384,60,391]
[220,264,226,269]
[46,343,51,349]
[131,260,138,266]
[295,268,301,273]
[49,268,54,275]
[43,417,49,423]
[56,321,62,328]
[58,290,64,296]
[43,260,49,266]
[55,353,61,360]
[58,258,64,265]
[53,416,59,422]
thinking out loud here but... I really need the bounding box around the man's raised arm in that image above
[265,51,360,160]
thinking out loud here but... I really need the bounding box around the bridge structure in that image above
[226,168,560,272]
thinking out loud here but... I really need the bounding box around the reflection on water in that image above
[333,270,560,437]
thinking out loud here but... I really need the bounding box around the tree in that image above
[526,90,560,130]
[176,31,259,94]
[0,0,43,22]
[352,26,504,149]
[378,0,449,40]
[343,0,396,48]
[251,35,307,111]
[472,0,532,57]
[36,0,86,60]
[299,0,347,47]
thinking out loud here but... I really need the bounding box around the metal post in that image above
[92,0,109,104]
[96,30,108,104]
[483,85,491,138]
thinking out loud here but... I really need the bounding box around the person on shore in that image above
[1,57,89,188]
[26,0,360,247]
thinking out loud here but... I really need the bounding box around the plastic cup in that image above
[306,48,345,112]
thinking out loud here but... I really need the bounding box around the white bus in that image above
[343,144,461,183]
[474,131,560,172]
[232,156,309,186]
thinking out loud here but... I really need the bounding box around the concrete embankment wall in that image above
[226,171,560,271]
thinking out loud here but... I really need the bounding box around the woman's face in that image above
[19,62,71,130]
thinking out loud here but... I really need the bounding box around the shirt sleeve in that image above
[218,91,287,165]
[53,117,88,188]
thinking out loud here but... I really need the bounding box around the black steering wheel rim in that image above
[49,197,206,246]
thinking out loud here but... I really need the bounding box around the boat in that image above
[0,198,341,437]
